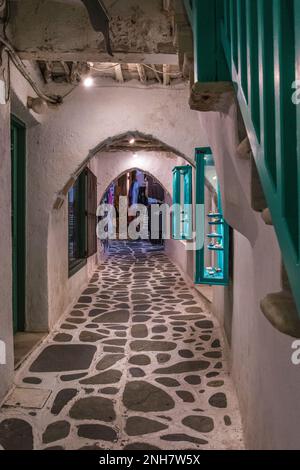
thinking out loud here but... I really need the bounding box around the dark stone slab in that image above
[157,353,171,364]
[214,362,223,369]
[61,324,77,330]
[42,421,70,444]
[77,424,117,442]
[51,389,78,415]
[155,377,180,388]
[30,345,96,372]
[70,397,115,422]
[96,354,124,371]
[129,355,151,366]
[184,375,201,385]
[209,393,227,408]
[23,376,42,385]
[66,317,86,324]
[80,370,122,385]
[123,381,175,412]
[182,415,214,433]
[79,331,106,342]
[185,307,203,313]
[88,309,107,318]
[0,419,33,450]
[60,373,87,382]
[132,315,151,323]
[102,339,127,346]
[123,443,161,450]
[169,315,205,321]
[82,288,98,295]
[125,417,168,436]
[176,391,195,403]
[99,387,119,395]
[70,311,85,318]
[92,310,130,324]
[78,296,92,303]
[154,361,210,375]
[131,325,148,338]
[130,341,176,352]
[204,351,222,359]
[200,335,211,341]
[103,346,124,353]
[53,333,73,343]
[207,380,224,387]
[195,320,214,329]
[44,446,65,450]
[129,368,146,377]
[224,415,232,426]
[160,434,208,445]
[178,349,194,358]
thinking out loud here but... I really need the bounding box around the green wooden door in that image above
[11,116,26,334]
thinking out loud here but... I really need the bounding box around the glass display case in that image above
[195,148,229,286]
[172,165,193,240]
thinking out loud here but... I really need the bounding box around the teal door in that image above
[11,116,26,334]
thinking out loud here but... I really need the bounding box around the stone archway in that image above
[99,167,171,204]
[53,131,194,209]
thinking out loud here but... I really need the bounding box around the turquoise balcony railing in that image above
[185,0,300,314]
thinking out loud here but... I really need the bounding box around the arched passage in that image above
[47,138,188,330]
[99,167,171,204]
[53,131,194,207]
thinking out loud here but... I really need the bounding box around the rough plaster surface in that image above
[0,101,14,404]
[0,241,244,450]
[0,61,44,404]
[9,0,177,62]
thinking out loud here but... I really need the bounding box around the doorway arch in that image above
[53,131,194,208]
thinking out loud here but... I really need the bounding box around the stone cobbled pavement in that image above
[0,241,244,450]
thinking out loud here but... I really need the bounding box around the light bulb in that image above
[83,76,94,88]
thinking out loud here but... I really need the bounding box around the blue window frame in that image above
[172,165,193,240]
[195,148,229,286]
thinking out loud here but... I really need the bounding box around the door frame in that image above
[11,115,26,333]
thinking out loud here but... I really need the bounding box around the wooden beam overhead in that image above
[136,64,147,83]
[163,64,171,86]
[114,64,124,83]
[60,61,71,83]
[151,64,162,84]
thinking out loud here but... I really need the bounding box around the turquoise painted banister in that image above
[186,0,300,315]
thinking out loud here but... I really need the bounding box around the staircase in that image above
[184,0,300,319]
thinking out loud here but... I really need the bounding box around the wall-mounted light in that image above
[83,76,94,88]
[27,96,48,114]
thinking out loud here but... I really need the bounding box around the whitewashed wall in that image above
[198,107,300,449]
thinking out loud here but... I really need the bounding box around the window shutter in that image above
[86,168,97,257]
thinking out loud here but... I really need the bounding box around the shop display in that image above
[195,148,229,286]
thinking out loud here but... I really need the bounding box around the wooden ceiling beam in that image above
[114,64,124,83]
[136,64,147,83]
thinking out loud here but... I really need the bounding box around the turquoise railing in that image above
[186,0,300,314]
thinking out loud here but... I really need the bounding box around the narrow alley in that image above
[1,0,300,457]
[0,242,243,450]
